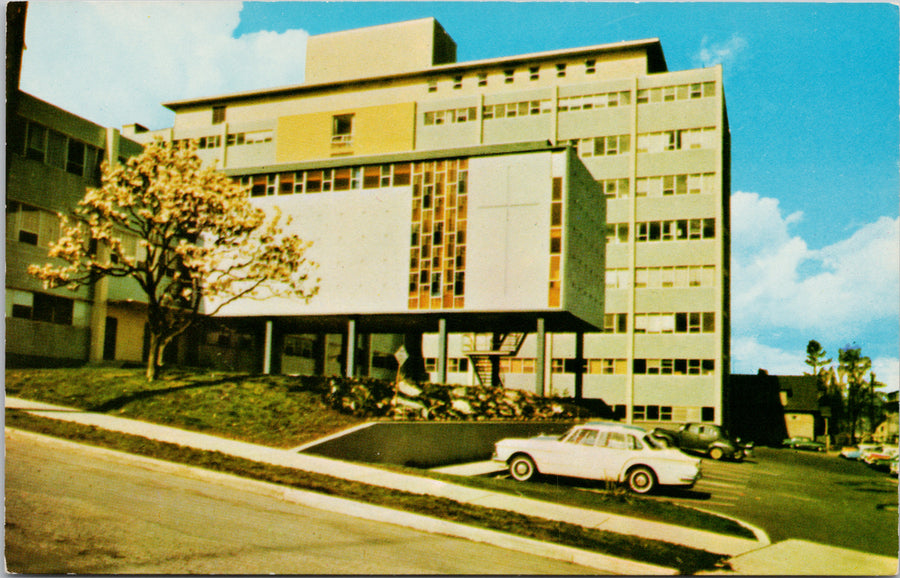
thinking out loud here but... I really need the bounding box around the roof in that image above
[583,421,649,433]
[222,140,569,177]
[163,37,666,111]
[778,375,822,413]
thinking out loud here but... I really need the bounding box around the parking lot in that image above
[486,445,897,557]
[653,447,898,557]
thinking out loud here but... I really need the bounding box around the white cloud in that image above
[694,34,748,68]
[730,191,899,390]
[731,191,899,334]
[19,1,309,130]
[871,357,900,393]
[732,336,808,376]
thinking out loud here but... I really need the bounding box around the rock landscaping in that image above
[323,377,590,421]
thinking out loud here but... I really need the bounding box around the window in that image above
[212,106,226,124]
[585,59,596,74]
[31,293,74,325]
[453,75,463,89]
[551,359,565,373]
[578,135,630,158]
[427,79,437,93]
[503,69,515,84]
[529,66,540,81]
[332,114,354,146]
[603,313,627,334]
[46,129,67,169]
[448,357,468,373]
[556,63,567,77]
[701,407,716,422]
[26,122,47,161]
[477,72,487,87]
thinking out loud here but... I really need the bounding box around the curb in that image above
[6,427,678,575]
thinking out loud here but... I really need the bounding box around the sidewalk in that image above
[6,396,897,575]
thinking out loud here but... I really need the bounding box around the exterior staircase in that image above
[462,332,527,387]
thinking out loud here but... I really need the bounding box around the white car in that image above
[492,421,701,494]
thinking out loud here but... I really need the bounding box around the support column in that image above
[574,331,584,400]
[262,320,273,375]
[437,318,448,384]
[535,318,546,396]
[345,318,357,378]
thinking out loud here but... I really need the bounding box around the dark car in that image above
[652,423,753,461]
[782,436,826,452]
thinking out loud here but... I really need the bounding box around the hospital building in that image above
[60,18,730,426]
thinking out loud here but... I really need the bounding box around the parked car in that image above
[839,443,880,459]
[492,421,701,494]
[782,436,826,452]
[651,423,753,461]
[862,445,898,467]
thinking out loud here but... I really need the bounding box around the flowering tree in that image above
[29,140,318,381]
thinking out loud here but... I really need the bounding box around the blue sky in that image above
[19,2,900,389]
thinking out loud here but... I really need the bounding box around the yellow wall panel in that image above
[276,103,416,163]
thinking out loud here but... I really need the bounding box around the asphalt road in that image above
[5,431,601,574]
[653,446,899,557]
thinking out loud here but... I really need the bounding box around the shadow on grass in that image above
[87,375,247,413]
[529,473,711,499]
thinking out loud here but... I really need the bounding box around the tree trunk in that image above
[145,333,163,382]
[145,335,159,382]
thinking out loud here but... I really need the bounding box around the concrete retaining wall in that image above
[300,421,576,468]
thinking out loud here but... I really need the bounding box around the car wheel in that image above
[508,454,537,482]
[709,447,725,460]
[626,466,657,494]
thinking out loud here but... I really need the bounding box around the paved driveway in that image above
[655,447,898,557]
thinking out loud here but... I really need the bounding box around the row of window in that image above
[10,291,75,326]
[239,162,414,196]
[635,312,716,334]
[482,99,553,119]
[176,129,274,151]
[606,218,716,244]
[605,265,716,290]
[422,82,716,124]
[423,107,478,125]
[429,61,591,92]
[558,90,632,111]
[634,405,716,423]
[500,357,715,375]
[574,134,632,157]
[637,128,717,153]
[637,82,717,104]
[599,173,716,199]
[426,61,715,99]
[424,358,471,373]
[12,117,104,181]
[600,312,716,334]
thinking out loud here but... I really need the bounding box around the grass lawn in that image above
[5,367,364,447]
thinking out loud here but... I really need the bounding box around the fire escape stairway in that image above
[463,332,527,387]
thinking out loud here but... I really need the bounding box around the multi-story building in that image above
[6,91,148,366]
[128,18,731,426]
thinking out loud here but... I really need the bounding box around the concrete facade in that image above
[133,19,731,426]
[6,92,148,367]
